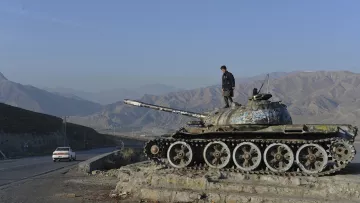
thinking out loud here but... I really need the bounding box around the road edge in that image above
[0,164,76,190]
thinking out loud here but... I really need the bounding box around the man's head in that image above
[220,65,227,73]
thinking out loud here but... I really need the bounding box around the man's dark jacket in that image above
[222,71,235,90]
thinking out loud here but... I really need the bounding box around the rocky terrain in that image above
[69,71,360,135]
[107,161,360,203]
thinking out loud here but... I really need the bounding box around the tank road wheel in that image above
[203,141,231,169]
[330,140,355,164]
[296,144,328,174]
[143,140,164,165]
[232,142,262,172]
[144,140,161,158]
[167,141,193,168]
[264,143,294,172]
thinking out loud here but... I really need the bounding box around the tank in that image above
[123,89,357,176]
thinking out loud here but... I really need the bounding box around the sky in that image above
[0,0,359,91]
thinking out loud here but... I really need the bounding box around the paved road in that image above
[0,147,116,188]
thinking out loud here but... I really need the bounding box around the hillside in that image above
[69,71,360,135]
[235,71,297,84]
[45,84,183,105]
[0,102,117,158]
[0,73,102,117]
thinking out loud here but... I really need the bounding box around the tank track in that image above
[144,136,356,177]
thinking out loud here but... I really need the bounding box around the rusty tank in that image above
[123,89,357,176]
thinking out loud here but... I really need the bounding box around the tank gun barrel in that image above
[124,99,207,119]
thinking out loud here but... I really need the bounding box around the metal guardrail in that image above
[124,145,144,149]
[0,150,7,159]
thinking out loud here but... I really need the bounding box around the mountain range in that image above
[44,84,183,105]
[67,70,360,135]
[0,70,286,118]
[0,72,181,116]
[0,73,102,116]
[1,70,359,136]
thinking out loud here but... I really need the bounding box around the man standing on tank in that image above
[220,65,235,108]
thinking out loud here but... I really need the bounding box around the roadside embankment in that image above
[0,129,118,159]
[0,102,146,159]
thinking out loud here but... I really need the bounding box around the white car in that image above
[52,147,76,162]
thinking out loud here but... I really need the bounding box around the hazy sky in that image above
[0,0,359,91]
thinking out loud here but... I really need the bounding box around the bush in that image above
[104,147,147,170]
[121,148,135,160]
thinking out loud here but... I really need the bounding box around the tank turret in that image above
[124,91,292,127]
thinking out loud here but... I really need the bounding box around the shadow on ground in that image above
[337,163,360,175]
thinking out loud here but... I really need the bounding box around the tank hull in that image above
[144,124,357,176]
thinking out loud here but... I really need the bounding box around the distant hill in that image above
[207,71,295,90]
[45,84,183,105]
[0,102,118,158]
[69,71,360,135]
[235,71,297,84]
[0,72,102,117]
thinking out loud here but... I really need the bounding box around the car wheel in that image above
[69,157,72,162]
[73,156,76,161]
[53,159,56,162]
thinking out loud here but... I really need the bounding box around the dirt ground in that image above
[0,166,125,203]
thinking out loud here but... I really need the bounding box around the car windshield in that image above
[56,147,69,151]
